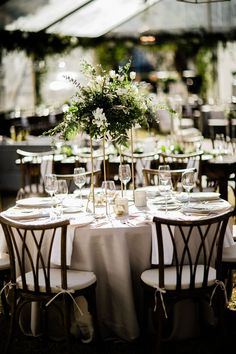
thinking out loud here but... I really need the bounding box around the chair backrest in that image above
[142,167,197,191]
[159,150,203,190]
[208,118,229,140]
[159,150,203,167]
[153,209,233,290]
[0,215,70,294]
[16,149,54,198]
[54,169,102,191]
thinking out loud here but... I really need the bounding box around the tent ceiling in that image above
[108,0,236,38]
[1,0,160,37]
[0,0,236,39]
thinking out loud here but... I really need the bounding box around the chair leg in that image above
[63,294,72,354]
[4,292,17,354]
[84,287,99,343]
[0,277,10,318]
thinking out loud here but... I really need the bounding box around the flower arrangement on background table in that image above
[45,60,172,212]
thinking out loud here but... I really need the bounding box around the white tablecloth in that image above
[0,194,234,340]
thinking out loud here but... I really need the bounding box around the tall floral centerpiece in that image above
[45,60,164,211]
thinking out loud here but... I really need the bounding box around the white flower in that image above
[116,88,128,96]
[109,70,116,79]
[92,108,108,130]
[118,75,124,82]
[96,75,103,84]
[130,71,136,80]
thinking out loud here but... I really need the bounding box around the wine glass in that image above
[118,164,131,196]
[44,174,58,219]
[158,164,170,176]
[158,171,172,213]
[181,170,196,205]
[73,167,86,205]
[44,174,57,203]
[54,179,68,217]
[215,134,225,159]
[102,180,116,219]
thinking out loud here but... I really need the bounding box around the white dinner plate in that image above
[16,197,56,208]
[157,204,181,211]
[139,186,160,198]
[182,200,230,215]
[2,207,48,220]
[70,215,95,227]
[152,197,177,205]
[189,192,220,201]
[63,207,82,214]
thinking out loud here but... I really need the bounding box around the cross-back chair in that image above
[222,239,236,299]
[0,216,98,353]
[141,209,233,353]
[0,252,10,317]
[142,167,197,191]
[16,149,54,199]
[53,169,102,192]
[159,150,203,191]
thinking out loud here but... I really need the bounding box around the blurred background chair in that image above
[142,167,196,191]
[158,150,203,190]
[16,149,54,199]
[54,169,102,193]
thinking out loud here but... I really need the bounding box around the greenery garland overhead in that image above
[0,30,80,59]
[1,27,236,60]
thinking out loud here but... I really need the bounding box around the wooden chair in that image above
[121,151,158,187]
[53,169,102,192]
[16,149,54,199]
[0,216,98,353]
[222,242,236,299]
[140,209,233,353]
[142,167,197,191]
[0,252,11,317]
[159,150,203,191]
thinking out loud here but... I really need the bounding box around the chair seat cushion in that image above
[141,265,216,290]
[0,253,10,270]
[16,268,96,293]
[222,243,236,263]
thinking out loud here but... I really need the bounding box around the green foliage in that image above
[44,60,169,146]
[195,47,216,101]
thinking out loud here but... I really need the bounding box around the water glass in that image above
[54,179,68,216]
[102,180,116,218]
[74,167,86,205]
[181,170,196,205]
[44,174,58,219]
[158,172,172,213]
[118,164,131,196]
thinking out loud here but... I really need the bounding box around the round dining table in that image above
[0,189,234,341]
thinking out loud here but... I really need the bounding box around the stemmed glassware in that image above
[54,179,68,217]
[158,167,172,213]
[45,174,57,203]
[118,164,131,196]
[102,180,116,219]
[158,164,170,175]
[181,170,196,205]
[44,174,58,219]
[73,167,86,206]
